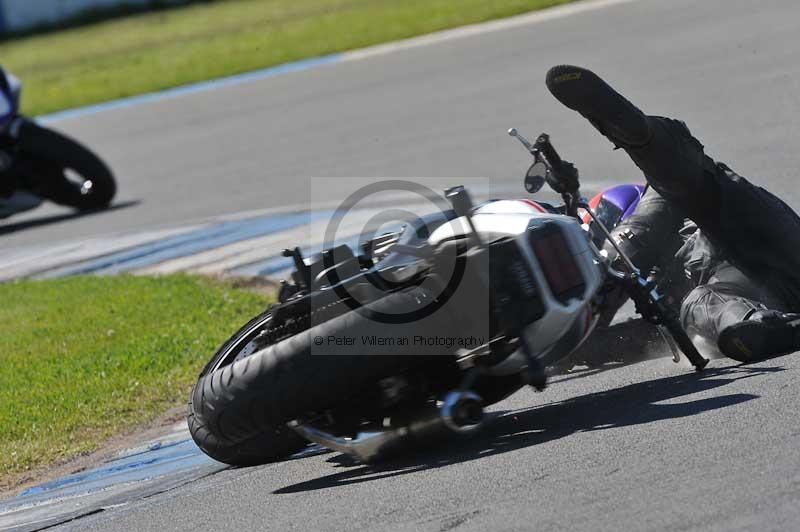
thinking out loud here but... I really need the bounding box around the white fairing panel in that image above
[428,200,546,244]
[428,199,605,373]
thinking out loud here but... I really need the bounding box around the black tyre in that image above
[188,286,459,466]
[18,120,116,210]
[187,309,309,466]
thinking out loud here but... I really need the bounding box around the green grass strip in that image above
[0,0,573,116]
[0,275,268,487]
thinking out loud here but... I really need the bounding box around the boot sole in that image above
[545,65,651,147]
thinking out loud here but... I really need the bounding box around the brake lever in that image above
[508,129,580,199]
[508,128,536,153]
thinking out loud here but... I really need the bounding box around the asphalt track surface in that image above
[7,0,800,530]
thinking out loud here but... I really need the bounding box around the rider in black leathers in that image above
[546,65,800,362]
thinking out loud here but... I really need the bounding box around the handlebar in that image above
[535,133,563,168]
[508,130,580,197]
[534,134,580,196]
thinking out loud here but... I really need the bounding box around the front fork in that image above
[583,201,708,371]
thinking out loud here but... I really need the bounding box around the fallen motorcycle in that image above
[0,67,116,219]
[189,128,708,465]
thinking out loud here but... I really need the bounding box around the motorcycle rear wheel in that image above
[18,121,116,210]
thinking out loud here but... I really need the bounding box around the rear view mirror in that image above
[524,160,547,194]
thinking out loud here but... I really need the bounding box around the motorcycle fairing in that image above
[583,183,644,226]
[582,184,645,247]
[428,199,605,373]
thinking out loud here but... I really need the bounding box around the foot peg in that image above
[288,391,484,463]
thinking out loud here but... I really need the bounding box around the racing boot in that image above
[546,64,720,227]
[718,310,800,362]
[545,65,652,148]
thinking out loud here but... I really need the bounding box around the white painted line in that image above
[342,0,638,63]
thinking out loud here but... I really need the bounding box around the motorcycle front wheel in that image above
[188,286,455,466]
[187,309,309,466]
[17,120,116,210]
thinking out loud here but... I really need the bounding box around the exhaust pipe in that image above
[288,391,484,463]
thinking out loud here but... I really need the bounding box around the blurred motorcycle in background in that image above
[0,67,115,219]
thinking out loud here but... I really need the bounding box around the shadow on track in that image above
[0,200,140,236]
[274,364,782,494]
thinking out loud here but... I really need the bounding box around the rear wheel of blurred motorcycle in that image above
[17,120,116,210]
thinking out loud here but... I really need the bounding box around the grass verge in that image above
[0,0,574,116]
[0,274,269,490]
